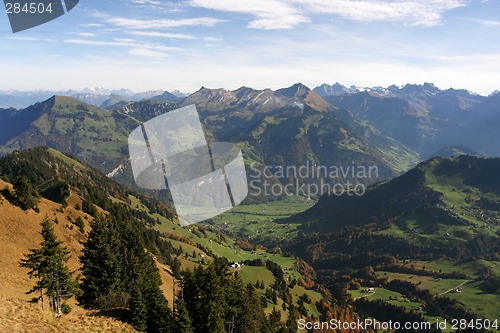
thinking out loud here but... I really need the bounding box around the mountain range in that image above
[0,88,187,109]
[1,81,500,203]
[315,82,500,158]
[0,83,423,203]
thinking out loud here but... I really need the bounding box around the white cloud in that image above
[124,0,191,15]
[64,38,134,47]
[130,0,161,4]
[129,47,167,58]
[473,19,500,27]
[79,23,104,27]
[189,0,309,29]
[77,32,97,37]
[114,38,137,43]
[128,31,196,39]
[9,36,56,42]
[293,0,469,26]
[189,0,469,29]
[103,16,226,29]
[63,38,181,58]
[204,37,222,42]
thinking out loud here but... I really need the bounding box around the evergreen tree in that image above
[171,257,182,280]
[226,271,244,333]
[19,243,45,308]
[125,229,172,333]
[80,215,173,332]
[74,216,85,234]
[145,288,172,333]
[183,260,226,333]
[268,308,282,332]
[176,299,194,333]
[236,284,266,333]
[181,258,270,333]
[272,290,278,305]
[20,219,78,316]
[285,304,298,333]
[13,175,39,211]
[130,288,148,332]
[82,198,98,217]
[200,261,226,333]
[79,216,124,308]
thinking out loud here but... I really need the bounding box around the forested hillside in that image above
[0,147,369,332]
[285,156,500,330]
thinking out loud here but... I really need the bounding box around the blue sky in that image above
[0,0,499,94]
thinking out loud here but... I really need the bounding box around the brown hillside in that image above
[0,179,88,301]
[0,296,137,333]
[0,178,173,331]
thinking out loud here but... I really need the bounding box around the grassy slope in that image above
[147,195,300,267]
[130,194,324,317]
[213,196,314,243]
[376,258,500,321]
[377,157,500,246]
[347,286,453,332]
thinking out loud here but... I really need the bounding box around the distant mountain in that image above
[430,145,480,158]
[129,90,165,101]
[313,83,391,97]
[9,81,500,204]
[0,96,139,172]
[0,88,184,109]
[316,82,500,157]
[181,84,418,187]
[99,94,130,108]
[71,92,115,107]
[0,100,54,146]
[170,90,189,98]
[116,99,178,121]
[0,95,205,199]
[314,83,351,96]
[150,91,179,102]
[72,89,178,106]
[0,91,57,109]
